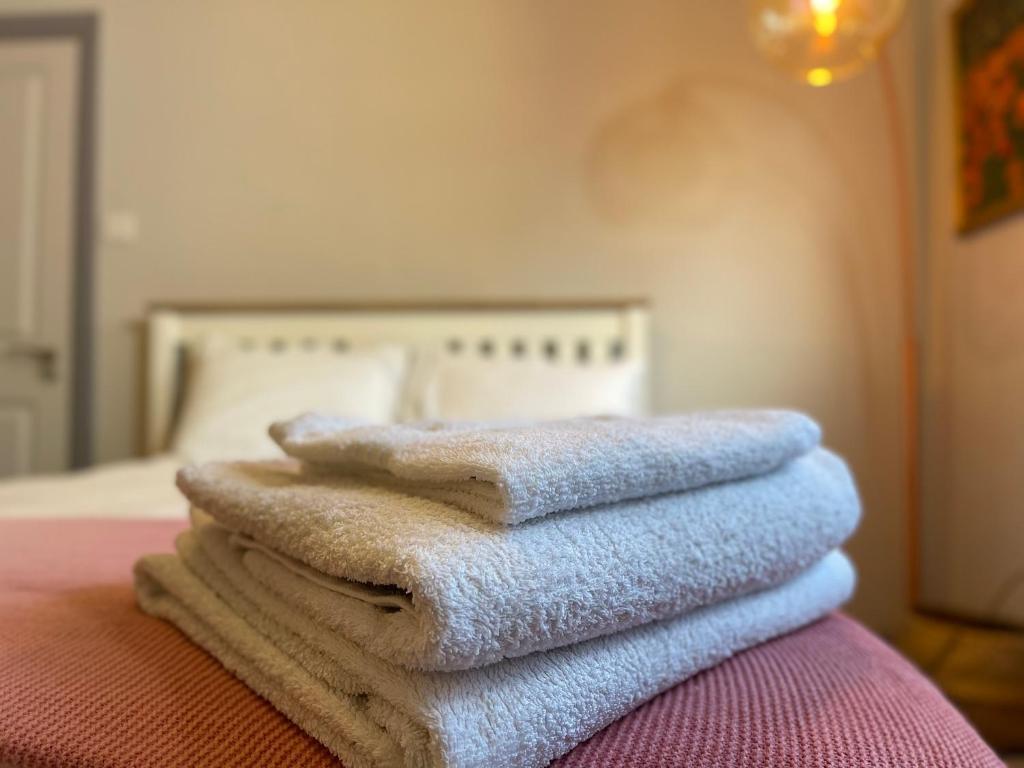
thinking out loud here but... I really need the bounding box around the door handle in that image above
[3,342,58,381]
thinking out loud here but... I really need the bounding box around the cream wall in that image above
[921,0,1024,624]
[1,0,912,633]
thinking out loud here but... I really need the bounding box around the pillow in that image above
[171,338,407,462]
[407,352,647,422]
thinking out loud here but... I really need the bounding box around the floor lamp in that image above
[747,0,918,605]
[748,1,1024,749]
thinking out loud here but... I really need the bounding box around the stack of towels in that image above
[135,410,861,768]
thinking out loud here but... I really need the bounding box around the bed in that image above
[0,300,650,519]
[0,301,1004,767]
[0,518,1002,767]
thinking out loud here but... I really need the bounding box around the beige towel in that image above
[270,410,822,525]
[175,448,859,670]
[135,520,855,768]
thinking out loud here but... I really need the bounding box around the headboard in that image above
[143,300,650,455]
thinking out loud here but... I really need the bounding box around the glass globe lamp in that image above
[749,0,905,86]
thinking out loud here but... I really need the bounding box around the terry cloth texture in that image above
[174,448,859,670]
[0,520,1001,768]
[135,529,855,768]
[269,410,822,525]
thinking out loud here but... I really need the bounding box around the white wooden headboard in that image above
[143,300,650,455]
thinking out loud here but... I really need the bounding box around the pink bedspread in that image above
[0,519,1003,768]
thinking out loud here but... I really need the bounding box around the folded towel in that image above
[175,448,859,670]
[269,410,821,525]
[135,523,855,768]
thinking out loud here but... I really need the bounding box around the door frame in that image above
[0,14,97,468]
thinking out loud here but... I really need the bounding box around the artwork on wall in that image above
[954,0,1024,232]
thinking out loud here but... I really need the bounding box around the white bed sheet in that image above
[0,455,187,519]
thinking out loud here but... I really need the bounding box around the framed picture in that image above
[954,0,1024,232]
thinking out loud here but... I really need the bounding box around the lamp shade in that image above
[749,0,905,86]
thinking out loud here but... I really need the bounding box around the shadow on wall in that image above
[587,80,740,230]
[584,76,873,423]
[582,76,905,630]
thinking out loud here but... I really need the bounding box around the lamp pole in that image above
[876,45,921,607]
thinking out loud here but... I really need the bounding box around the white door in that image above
[0,39,79,477]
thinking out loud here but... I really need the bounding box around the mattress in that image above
[0,455,186,519]
[0,519,1003,768]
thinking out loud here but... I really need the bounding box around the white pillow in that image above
[172,338,408,462]
[408,353,647,422]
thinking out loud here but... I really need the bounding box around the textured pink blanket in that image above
[0,519,1002,768]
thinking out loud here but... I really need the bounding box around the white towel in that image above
[269,410,821,525]
[175,448,859,670]
[135,523,855,768]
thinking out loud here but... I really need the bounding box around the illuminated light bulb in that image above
[812,11,838,37]
[806,67,834,86]
[749,0,904,86]
[810,0,841,13]
[810,0,841,37]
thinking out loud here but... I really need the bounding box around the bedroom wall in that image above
[920,0,1024,624]
[0,0,914,634]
